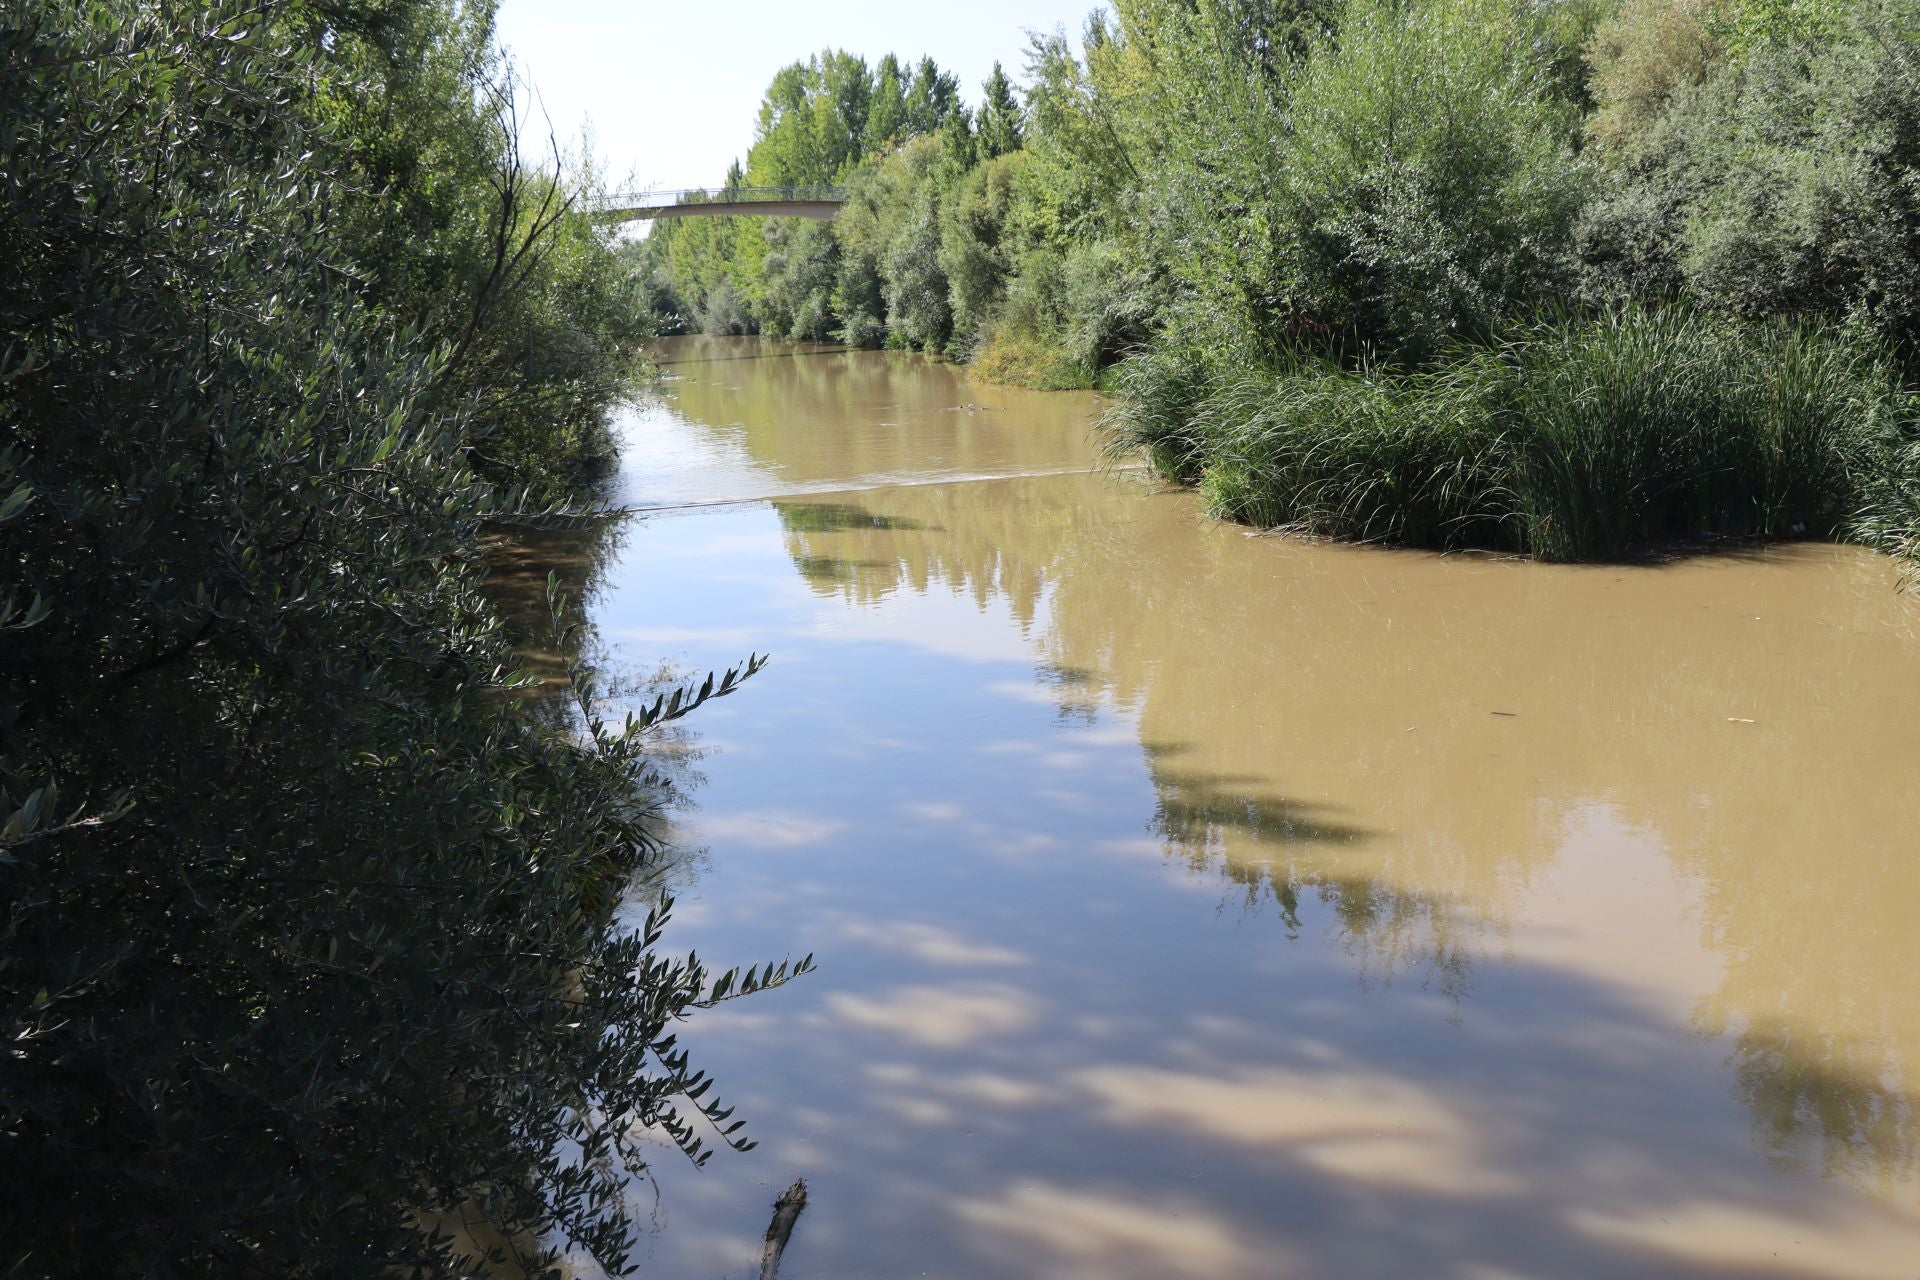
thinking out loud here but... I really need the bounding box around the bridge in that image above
[591,186,848,224]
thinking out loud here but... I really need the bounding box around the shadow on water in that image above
[481,518,715,838]
[1148,765,1374,851]
[1734,1019,1920,1198]
[481,520,628,709]
[794,554,901,585]
[650,338,848,367]
[702,934,1918,1278]
[737,463,1920,1241]
[775,501,928,534]
[536,341,1920,1275]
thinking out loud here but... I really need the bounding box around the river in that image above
[517,335,1920,1279]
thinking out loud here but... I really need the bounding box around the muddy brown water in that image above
[513,335,1920,1279]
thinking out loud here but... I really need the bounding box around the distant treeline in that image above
[648,0,1920,563]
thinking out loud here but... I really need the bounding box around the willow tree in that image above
[0,4,799,1275]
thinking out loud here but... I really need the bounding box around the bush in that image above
[833,138,941,346]
[1260,0,1591,357]
[1108,307,1915,559]
[0,6,798,1274]
[1583,0,1732,151]
[760,218,842,340]
[940,154,1024,352]
[882,186,953,350]
[699,278,755,334]
[1581,0,1920,346]
[1504,309,1903,558]
[969,327,1098,389]
[1102,341,1236,481]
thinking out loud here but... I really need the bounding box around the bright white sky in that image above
[493,0,1106,195]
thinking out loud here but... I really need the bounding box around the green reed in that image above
[1107,307,1916,562]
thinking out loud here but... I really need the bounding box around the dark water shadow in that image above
[776,501,929,534]
[795,555,900,583]
[1151,778,1372,850]
[1146,755,1375,852]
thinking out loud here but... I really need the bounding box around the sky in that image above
[493,0,1105,197]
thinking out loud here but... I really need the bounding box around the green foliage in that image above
[760,219,843,340]
[1584,0,1731,150]
[969,329,1099,389]
[1503,309,1905,558]
[1109,308,1914,559]
[832,137,945,346]
[315,4,651,496]
[643,47,972,340]
[978,62,1026,159]
[1265,0,1591,357]
[639,0,1920,570]
[0,3,800,1274]
[940,155,1024,349]
[1021,18,1148,239]
[869,54,910,150]
[907,54,964,134]
[1583,0,1920,347]
[883,189,954,351]
[1851,437,1920,572]
[748,50,880,188]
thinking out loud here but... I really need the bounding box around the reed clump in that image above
[1107,307,1917,561]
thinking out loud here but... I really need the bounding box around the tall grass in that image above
[1851,437,1920,578]
[1106,307,1916,561]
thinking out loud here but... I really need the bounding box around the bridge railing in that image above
[600,185,849,209]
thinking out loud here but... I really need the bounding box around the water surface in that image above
[537,336,1920,1279]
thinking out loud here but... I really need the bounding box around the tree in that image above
[977,61,1025,159]
[1580,0,1920,346]
[869,53,910,150]
[939,104,980,175]
[906,54,962,134]
[0,4,802,1274]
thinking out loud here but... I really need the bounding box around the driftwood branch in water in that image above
[756,1179,809,1280]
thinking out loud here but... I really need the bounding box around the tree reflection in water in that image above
[768,470,1920,1212]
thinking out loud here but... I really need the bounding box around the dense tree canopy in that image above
[0,2,799,1274]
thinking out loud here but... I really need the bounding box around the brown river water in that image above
[508,335,1920,1279]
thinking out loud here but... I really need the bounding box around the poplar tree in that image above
[977,61,1026,159]
[906,55,962,134]
[869,53,910,149]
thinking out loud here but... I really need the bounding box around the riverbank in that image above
[641,0,1920,575]
[1106,307,1920,565]
[1,7,749,1274]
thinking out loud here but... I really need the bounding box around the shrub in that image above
[940,154,1025,352]
[1263,0,1591,357]
[833,138,940,346]
[1583,0,1732,151]
[882,187,953,350]
[1581,0,1920,346]
[699,278,755,334]
[1108,307,1915,559]
[1504,309,1903,558]
[1141,350,1523,547]
[1103,342,1237,480]
[969,327,1098,389]
[0,6,799,1274]
[760,218,842,340]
